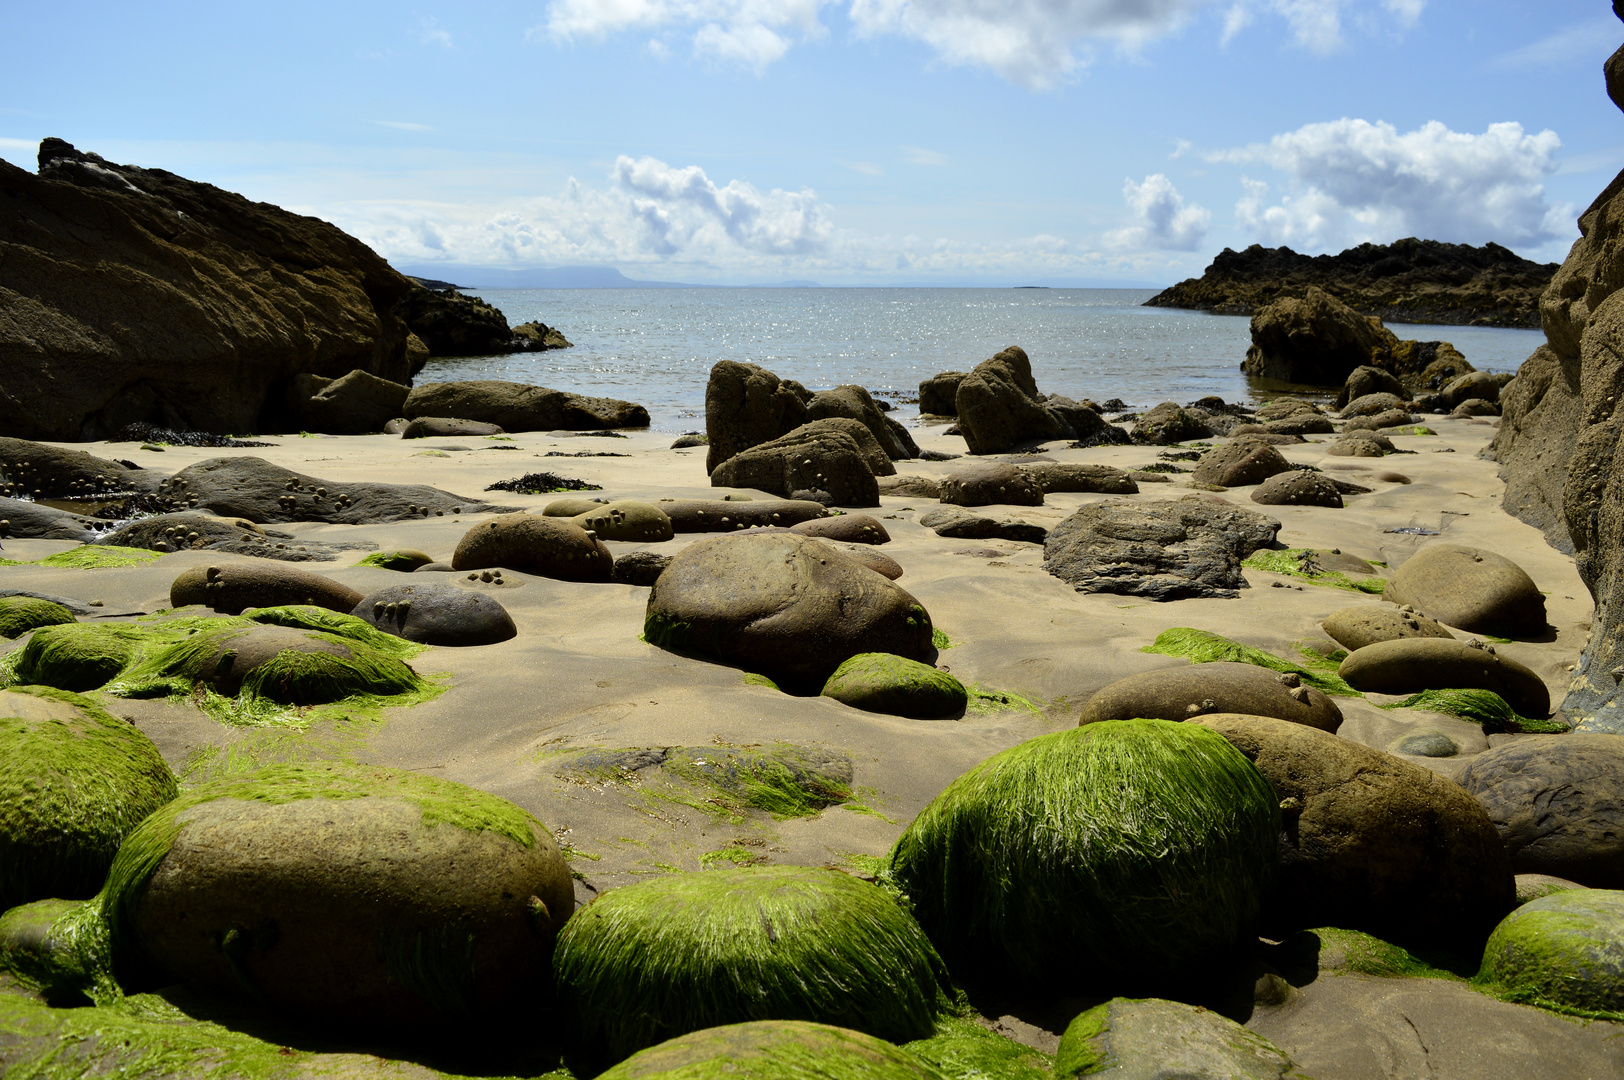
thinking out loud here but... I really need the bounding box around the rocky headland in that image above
[1146,238,1558,328]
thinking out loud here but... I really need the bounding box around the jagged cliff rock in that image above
[0,139,427,440]
[1147,239,1557,328]
[1492,13,1624,732]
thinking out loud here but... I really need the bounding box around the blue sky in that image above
[3,1,1619,285]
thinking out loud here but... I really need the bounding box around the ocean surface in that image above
[415,288,1546,432]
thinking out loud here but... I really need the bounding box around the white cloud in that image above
[1105,173,1210,250]
[901,146,948,166]
[543,0,827,72]
[1219,118,1571,252]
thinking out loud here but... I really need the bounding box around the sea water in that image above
[414,287,1546,432]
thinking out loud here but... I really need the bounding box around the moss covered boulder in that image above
[0,596,75,639]
[0,623,154,692]
[357,548,436,572]
[821,654,967,719]
[1079,661,1343,733]
[645,533,936,690]
[1477,889,1624,1019]
[596,1021,949,1080]
[452,512,613,581]
[1056,997,1310,1080]
[555,866,952,1069]
[0,897,110,1005]
[1194,714,1514,951]
[887,720,1278,995]
[106,761,574,1025]
[169,561,363,615]
[0,687,177,911]
[1339,638,1549,718]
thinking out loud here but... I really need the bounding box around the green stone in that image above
[822,653,968,719]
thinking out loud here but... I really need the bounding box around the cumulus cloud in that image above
[537,0,1422,84]
[1218,118,1569,251]
[1106,173,1210,250]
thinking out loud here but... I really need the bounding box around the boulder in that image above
[939,462,1044,507]
[1322,604,1454,651]
[570,501,674,543]
[511,319,572,350]
[98,512,265,553]
[1230,415,1336,437]
[917,507,1047,544]
[918,372,967,415]
[1441,370,1506,408]
[1388,731,1458,757]
[1451,398,1500,417]
[451,513,613,582]
[1460,734,1624,888]
[708,421,883,507]
[109,761,573,1025]
[643,533,935,689]
[1043,498,1281,600]
[821,653,967,719]
[352,583,517,647]
[1255,399,1322,422]
[1019,462,1138,495]
[1478,890,1624,1016]
[543,498,607,517]
[790,514,890,545]
[403,380,648,432]
[1388,339,1477,392]
[1385,543,1547,637]
[397,288,512,357]
[1341,409,1414,430]
[0,686,177,911]
[1338,638,1550,718]
[1194,714,1514,950]
[0,438,160,499]
[400,416,505,438]
[158,456,513,524]
[887,720,1279,994]
[954,346,1128,454]
[610,551,672,587]
[0,139,424,440]
[0,596,75,639]
[1340,392,1408,418]
[0,497,108,540]
[1250,471,1344,508]
[805,385,919,459]
[4,623,153,692]
[554,867,951,1068]
[1079,663,1343,732]
[291,369,409,435]
[661,498,828,532]
[1192,440,1291,486]
[1132,402,1213,444]
[1243,287,1401,385]
[1056,997,1309,1080]
[877,475,943,499]
[828,544,904,580]
[356,549,436,572]
[170,562,364,615]
[670,433,707,448]
[1516,873,1584,904]
[594,1022,946,1080]
[704,360,812,473]
[1336,365,1409,409]
[1326,432,1395,457]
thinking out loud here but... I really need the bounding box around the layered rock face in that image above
[1146,238,1558,328]
[0,139,426,440]
[1493,19,1624,728]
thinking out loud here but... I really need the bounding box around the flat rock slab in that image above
[661,499,829,532]
[918,507,1047,544]
[99,511,376,562]
[0,497,109,541]
[162,456,516,524]
[1043,497,1281,600]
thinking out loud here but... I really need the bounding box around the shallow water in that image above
[415,288,1546,431]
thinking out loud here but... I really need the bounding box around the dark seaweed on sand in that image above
[484,472,603,494]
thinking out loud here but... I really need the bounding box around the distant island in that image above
[1144,238,1558,328]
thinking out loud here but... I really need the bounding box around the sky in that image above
[2,1,1620,286]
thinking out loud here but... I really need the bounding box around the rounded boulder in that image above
[887,720,1279,995]
[1191,440,1291,487]
[5,623,152,692]
[1250,471,1343,508]
[1079,661,1343,733]
[1193,714,1514,951]
[1338,638,1549,718]
[452,512,613,582]
[0,597,76,639]
[0,686,177,911]
[1478,890,1624,1017]
[170,562,363,616]
[1322,604,1454,651]
[1384,543,1547,638]
[821,653,967,719]
[938,463,1044,507]
[1460,734,1624,888]
[571,501,674,543]
[596,1022,947,1080]
[790,513,891,545]
[644,533,935,690]
[108,761,573,1026]
[353,583,517,647]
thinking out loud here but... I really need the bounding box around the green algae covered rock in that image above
[903,1015,1052,1080]
[0,596,75,639]
[887,720,1278,995]
[0,897,112,1005]
[596,1020,950,1080]
[0,686,178,911]
[821,654,967,719]
[104,760,574,1026]
[1056,997,1310,1079]
[555,866,954,1070]
[1477,889,1624,1019]
[356,548,436,572]
[1,623,153,691]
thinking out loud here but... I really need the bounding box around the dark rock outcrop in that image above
[404,380,647,432]
[397,288,513,357]
[707,420,884,506]
[954,346,1129,454]
[704,361,811,473]
[1145,239,1557,328]
[159,456,514,524]
[917,372,967,415]
[804,385,919,460]
[1243,287,1401,385]
[0,139,425,440]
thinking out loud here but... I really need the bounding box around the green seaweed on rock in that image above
[594,1021,951,1080]
[1241,549,1386,594]
[0,623,158,691]
[903,1015,1053,1080]
[0,596,76,639]
[1379,688,1569,734]
[1143,627,1358,696]
[39,545,164,569]
[1473,890,1624,1021]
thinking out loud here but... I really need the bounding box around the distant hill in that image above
[392,264,697,289]
[1143,239,1558,328]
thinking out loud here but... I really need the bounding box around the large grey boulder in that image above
[805,385,919,459]
[1460,734,1624,888]
[1079,664,1343,732]
[917,371,966,415]
[1250,471,1344,508]
[644,532,935,689]
[1243,286,1400,385]
[160,456,512,524]
[661,498,828,532]
[170,562,364,615]
[1131,402,1213,444]
[352,583,517,647]
[954,346,1128,454]
[1384,543,1547,638]
[1043,497,1281,600]
[708,420,885,506]
[291,369,409,435]
[703,360,811,473]
[451,513,613,581]
[404,380,648,432]
[939,462,1044,507]
[1335,364,1408,408]
[1192,440,1291,487]
[1056,997,1309,1080]
[1322,604,1453,651]
[1020,462,1138,495]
